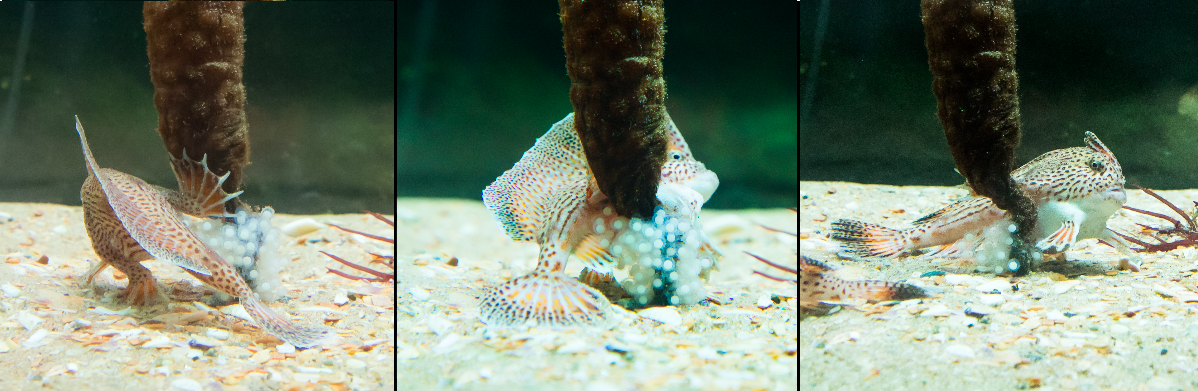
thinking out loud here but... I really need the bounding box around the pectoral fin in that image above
[1036,220,1079,253]
[573,234,616,274]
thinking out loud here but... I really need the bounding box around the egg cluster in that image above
[951,220,1043,274]
[605,206,718,307]
[185,207,284,301]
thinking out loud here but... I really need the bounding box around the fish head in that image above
[1016,131,1125,204]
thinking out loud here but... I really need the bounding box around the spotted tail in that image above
[241,295,329,348]
[478,270,614,329]
[830,219,910,259]
[800,256,928,308]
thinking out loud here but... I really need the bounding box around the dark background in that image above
[0,2,395,214]
[398,1,798,210]
[801,1,1198,189]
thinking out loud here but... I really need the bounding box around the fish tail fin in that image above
[479,270,614,329]
[830,219,909,259]
[242,295,329,348]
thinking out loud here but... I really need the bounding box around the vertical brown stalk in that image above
[144,1,249,212]
[922,0,1035,275]
[560,0,669,219]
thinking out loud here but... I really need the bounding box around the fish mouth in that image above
[1105,187,1127,203]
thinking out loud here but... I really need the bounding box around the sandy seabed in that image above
[0,202,395,390]
[396,198,797,390]
[801,181,1198,390]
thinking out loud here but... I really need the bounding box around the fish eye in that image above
[1089,159,1104,172]
[670,152,682,160]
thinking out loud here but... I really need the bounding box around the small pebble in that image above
[920,305,952,317]
[556,339,589,354]
[17,311,42,330]
[333,292,350,306]
[638,307,682,327]
[22,329,48,347]
[695,347,720,360]
[479,368,493,379]
[280,218,325,237]
[427,315,455,336]
[945,344,975,359]
[1053,280,1081,294]
[219,305,253,322]
[141,336,173,349]
[432,334,462,355]
[974,280,1011,293]
[171,379,202,391]
[1110,324,1130,335]
[206,328,230,340]
[979,294,1004,306]
[276,343,296,354]
[66,363,79,372]
[346,358,367,369]
[1,284,19,298]
[409,287,431,301]
[756,294,772,309]
[620,333,649,345]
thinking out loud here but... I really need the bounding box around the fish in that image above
[799,256,929,310]
[830,132,1129,271]
[480,112,719,328]
[75,116,327,348]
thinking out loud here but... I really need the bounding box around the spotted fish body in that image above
[75,117,327,348]
[799,256,928,310]
[481,113,718,328]
[831,132,1127,264]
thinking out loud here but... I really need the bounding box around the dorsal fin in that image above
[75,116,102,178]
[483,113,592,241]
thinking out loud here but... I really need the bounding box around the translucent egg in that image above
[224,226,236,238]
[652,279,662,288]
[613,220,623,230]
[678,222,691,232]
[679,285,690,294]
[603,207,613,216]
[652,239,663,249]
[663,260,674,271]
[202,221,213,231]
[666,247,676,257]
[636,286,647,294]
[670,296,679,305]
[249,270,259,279]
